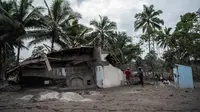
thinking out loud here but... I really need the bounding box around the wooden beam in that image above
[48,55,95,61]
[20,58,46,66]
[26,65,46,68]
[44,55,52,71]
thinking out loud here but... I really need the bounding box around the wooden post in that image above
[44,55,52,71]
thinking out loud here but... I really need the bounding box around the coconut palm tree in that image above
[0,0,25,46]
[108,31,142,65]
[28,0,81,51]
[90,15,117,49]
[0,0,44,65]
[0,0,41,79]
[156,27,173,50]
[134,4,164,52]
[58,20,92,49]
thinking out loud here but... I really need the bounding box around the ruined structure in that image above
[6,46,125,89]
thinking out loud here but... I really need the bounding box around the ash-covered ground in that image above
[0,82,200,112]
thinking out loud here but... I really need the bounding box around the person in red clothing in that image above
[125,68,131,85]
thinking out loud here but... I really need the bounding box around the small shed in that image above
[173,64,194,88]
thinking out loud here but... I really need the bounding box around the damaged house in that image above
[6,47,125,89]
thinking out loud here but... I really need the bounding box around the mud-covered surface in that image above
[0,82,200,112]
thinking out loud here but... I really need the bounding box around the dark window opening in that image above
[87,80,92,85]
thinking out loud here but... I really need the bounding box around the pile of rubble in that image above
[19,90,92,102]
[60,92,91,101]
[31,91,60,102]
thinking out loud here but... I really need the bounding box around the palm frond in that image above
[23,30,50,40]
[151,10,163,18]
[59,12,81,26]
[151,17,164,25]
[55,39,69,49]
[28,36,49,47]
[90,20,99,28]
[56,0,74,23]
[134,20,145,31]
[44,0,53,19]
[105,21,117,30]
[51,0,63,21]
[23,6,45,25]
[0,5,15,26]
[101,16,109,28]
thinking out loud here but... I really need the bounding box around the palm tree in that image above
[0,0,16,79]
[31,45,47,57]
[28,0,81,51]
[0,0,25,45]
[0,0,40,79]
[58,20,92,48]
[0,0,44,64]
[134,4,164,52]
[108,31,142,65]
[156,27,173,50]
[90,15,117,49]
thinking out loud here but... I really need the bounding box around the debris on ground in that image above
[31,91,60,102]
[0,83,21,92]
[19,91,92,102]
[163,80,171,84]
[19,95,34,101]
[0,83,200,112]
[79,91,100,95]
[60,92,91,101]
[79,91,90,95]
[89,91,100,95]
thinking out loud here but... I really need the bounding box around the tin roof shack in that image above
[7,47,97,89]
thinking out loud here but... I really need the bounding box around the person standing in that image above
[138,67,144,86]
[125,68,131,86]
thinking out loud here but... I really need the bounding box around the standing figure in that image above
[138,67,144,86]
[125,68,131,86]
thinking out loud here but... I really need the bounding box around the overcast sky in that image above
[19,0,200,59]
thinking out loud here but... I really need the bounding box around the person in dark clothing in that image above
[138,68,144,86]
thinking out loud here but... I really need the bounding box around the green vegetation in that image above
[134,6,200,79]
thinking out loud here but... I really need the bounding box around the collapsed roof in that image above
[6,46,121,74]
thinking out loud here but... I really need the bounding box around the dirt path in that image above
[0,83,200,112]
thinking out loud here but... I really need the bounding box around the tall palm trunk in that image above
[148,38,151,53]
[0,47,2,80]
[51,37,55,52]
[2,45,7,80]
[148,33,151,53]
[0,46,7,80]
[17,42,21,65]
[101,32,104,50]
[51,31,56,52]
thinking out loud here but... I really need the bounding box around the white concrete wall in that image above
[101,54,125,88]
